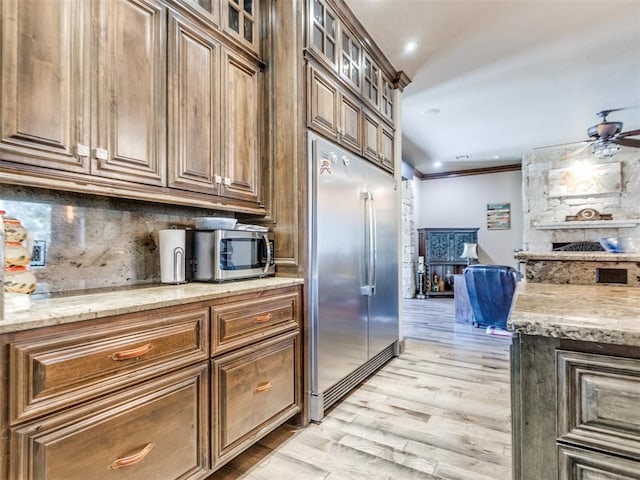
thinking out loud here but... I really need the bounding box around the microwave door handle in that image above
[262,233,272,274]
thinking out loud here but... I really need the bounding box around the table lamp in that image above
[461,242,478,265]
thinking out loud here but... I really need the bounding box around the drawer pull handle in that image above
[255,381,273,393]
[110,442,155,470]
[111,343,153,361]
[253,313,272,324]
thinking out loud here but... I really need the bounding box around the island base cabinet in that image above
[8,363,209,480]
[212,331,299,468]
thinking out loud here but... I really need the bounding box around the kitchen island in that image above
[509,282,640,479]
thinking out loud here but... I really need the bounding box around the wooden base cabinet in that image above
[0,286,302,479]
[212,331,299,467]
[9,363,209,480]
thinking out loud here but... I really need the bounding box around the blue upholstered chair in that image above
[463,264,518,329]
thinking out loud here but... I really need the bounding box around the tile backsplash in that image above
[1,185,233,294]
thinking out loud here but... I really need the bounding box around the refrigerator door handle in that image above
[370,193,377,295]
[360,191,374,296]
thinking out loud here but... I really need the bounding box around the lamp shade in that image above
[461,242,478,260]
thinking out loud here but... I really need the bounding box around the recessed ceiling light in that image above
[404,41,417,53]
[424,108,440,115]
[434,161,442,167]
[493,155,502,159]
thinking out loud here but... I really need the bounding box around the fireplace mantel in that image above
[515,251,640,262]
[533,220,640,230]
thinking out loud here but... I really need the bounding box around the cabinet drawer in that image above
[9,307,209,424]
[213,331,299,465]
[211,291,299,355]
[558,445,640,479]
[557,350,640,458]
[9,363,209,480]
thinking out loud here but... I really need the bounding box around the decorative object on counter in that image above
[599,236,640,254]
[158,229,188,284]
[416,256,426,299]
[565,208,612,222]
[460,242,479,265]
[2,211,36,312]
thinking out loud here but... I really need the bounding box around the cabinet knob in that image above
[76,144,90,157]
[94,148,109,161]
[214,175,222,184]
[223,177,232,186]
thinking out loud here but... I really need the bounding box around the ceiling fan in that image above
[563,108,640,159]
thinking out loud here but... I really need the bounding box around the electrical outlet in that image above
[31,240,47,267]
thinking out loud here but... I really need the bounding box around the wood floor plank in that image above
[206,298,512,479]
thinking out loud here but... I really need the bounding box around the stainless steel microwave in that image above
[191,230,275,282]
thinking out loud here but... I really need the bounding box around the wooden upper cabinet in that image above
[0,0,90,173]
[309,0,338,69]
[338,91,362,152]
[339,27,361,90]
[308,66,339,140]
[167,11,221,194]
[363,53,380,109]
[92,0,167,186]
[363,109,394,171]
[222,0,260,54]
[221,50,260,203]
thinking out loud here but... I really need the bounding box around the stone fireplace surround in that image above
[520,146,640,286]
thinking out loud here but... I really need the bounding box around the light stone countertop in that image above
[508,282,640,347]
[515,251,640,262]
[0,277,304,334]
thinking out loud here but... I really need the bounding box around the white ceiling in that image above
[343,0,640,174]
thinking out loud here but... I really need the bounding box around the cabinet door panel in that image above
[93,0,166,186]
[212,332,299,466]
[308,67,338,140]
[559,445,640,480]
[339,93,361,153]
[0,0,90,172]
[221,50,260,203]
[168,12,220,193]
[9,364,209,480]
[363,113,380,164]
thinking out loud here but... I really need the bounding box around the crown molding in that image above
[415,163,522,180]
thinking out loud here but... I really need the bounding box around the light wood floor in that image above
[212,298,512,480]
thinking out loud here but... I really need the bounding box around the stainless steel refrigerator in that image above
[308,132,399,422]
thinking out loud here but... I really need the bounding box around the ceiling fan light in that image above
[593,141,619,159]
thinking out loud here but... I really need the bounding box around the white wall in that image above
[416,170,523,269]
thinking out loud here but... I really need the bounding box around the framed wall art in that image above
[487,203,511,230]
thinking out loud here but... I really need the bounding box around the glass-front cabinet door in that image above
[223,0,259,53]
[182,0,219,25]
[363,53,380,108]
[340,27,361,89]
[381,75,394,121]
[310,0,337,68]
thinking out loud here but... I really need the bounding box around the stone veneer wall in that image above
[401,179,416,298]
[523,146,640,251]
[1,185,232,294]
